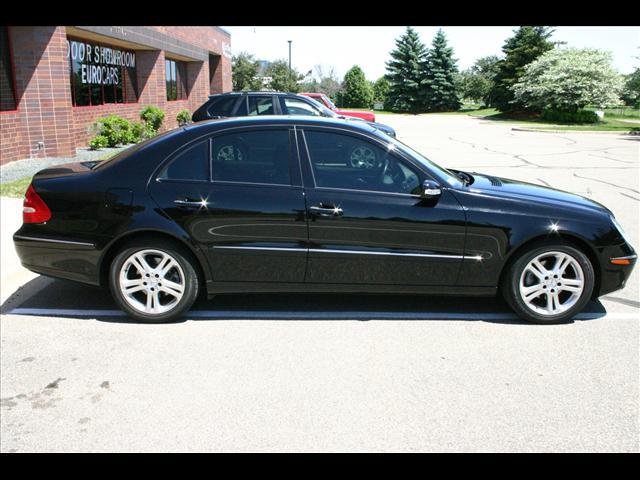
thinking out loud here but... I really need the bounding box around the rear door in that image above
[148,126,308,283]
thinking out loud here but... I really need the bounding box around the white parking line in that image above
[4,308,639,320]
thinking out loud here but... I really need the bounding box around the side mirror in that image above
[421,180,442,199]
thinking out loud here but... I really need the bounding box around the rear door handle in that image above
[309,205,343,217]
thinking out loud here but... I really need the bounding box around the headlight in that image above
[611,215,633,246]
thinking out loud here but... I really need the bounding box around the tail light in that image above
[23,184,51,224]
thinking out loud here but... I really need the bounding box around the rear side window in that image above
[211,130,290,185]
[206,96,239,117]
[248,96,275,116]
[158,141,209,181]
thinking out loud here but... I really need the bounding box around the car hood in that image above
[462,171,611,217]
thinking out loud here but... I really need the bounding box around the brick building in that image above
[0,26,232,165]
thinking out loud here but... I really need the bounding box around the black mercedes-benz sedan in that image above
[191,91,397,138]
[13,116,636,323]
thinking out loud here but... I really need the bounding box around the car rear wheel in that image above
[502,243,595,324]
[109,240,199,323]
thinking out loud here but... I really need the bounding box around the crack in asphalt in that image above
[447,136,636,169]
[620,192,640,202]
[573,173,640,194]
[587,152,634,164]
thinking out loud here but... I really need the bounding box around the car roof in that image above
[184,115,378,135]
[208,91,296,98]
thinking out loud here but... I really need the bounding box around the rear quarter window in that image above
[206,96,240,117]
[158,141,210,182]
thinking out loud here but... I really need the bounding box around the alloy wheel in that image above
[119,249,186,315]
[519,251,585,316]
[349,146,377,169]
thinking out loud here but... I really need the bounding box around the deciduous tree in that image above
[232,52,262,91]
[512,48,624,112]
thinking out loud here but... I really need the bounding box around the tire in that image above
[501,242,595,324]
[109,239,199,323]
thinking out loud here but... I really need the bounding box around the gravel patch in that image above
[0,146,132,183]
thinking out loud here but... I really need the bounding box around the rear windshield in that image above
[93,129,177,170]
[206,96,239,117]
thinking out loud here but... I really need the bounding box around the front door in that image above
[149,127,308,283]
[297,128,466,285]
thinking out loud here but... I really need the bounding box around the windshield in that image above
[301,96,338,118]
[321,94,337,109]
[386,135,463,188]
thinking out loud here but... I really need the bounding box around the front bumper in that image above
[598,245,637,296]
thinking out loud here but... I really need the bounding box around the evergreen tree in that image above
[342,65,374,108]
[422,29,461,111]
[385,27,428,113]
[489,26,555,112]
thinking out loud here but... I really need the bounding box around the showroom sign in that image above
[67,39,136,85]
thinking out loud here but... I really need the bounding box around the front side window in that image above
[166,59,187,101]
[1,27,16,111]
[284,97,321,116]
[304,130,421,195]
[211,130,290,185]
[158,141,209,181]
[247,96,275,116]
[67,38,138,107]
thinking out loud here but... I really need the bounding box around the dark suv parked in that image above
[192,91,397,137]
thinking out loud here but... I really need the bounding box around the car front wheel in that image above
[502,243,595,324]
[109,240,199,323]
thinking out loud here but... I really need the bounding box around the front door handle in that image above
[174,198,208,209]
[309,205,343,217]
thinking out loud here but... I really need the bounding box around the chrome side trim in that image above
[213,246,306,253]
[213,245,481,260]
[13,235,95,247]
[610,255,637,261]
[309,248,468,259]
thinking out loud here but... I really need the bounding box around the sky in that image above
[222,26,640,81]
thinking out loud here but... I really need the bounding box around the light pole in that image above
[287,40,292,84]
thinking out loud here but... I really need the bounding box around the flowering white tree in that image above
[512,48,624,112]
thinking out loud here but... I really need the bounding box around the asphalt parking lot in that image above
[1,114,638,452]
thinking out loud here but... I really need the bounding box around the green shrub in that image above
[89,135,109,150]
[93,115,132,147]
[177,110,191,126]
[140,105,165,135]
[128,122,145,143]
[541,109,599,124]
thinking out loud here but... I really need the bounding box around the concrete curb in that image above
[510,127,636,135]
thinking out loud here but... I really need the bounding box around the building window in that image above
[67,37,138,107]
[166,59,187,101]
[1,27,17,111]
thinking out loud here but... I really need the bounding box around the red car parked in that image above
[299,92,376,122]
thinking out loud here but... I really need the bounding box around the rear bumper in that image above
[13,233,102,286]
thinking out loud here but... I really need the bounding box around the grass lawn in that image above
[477,111,635,132]
[1,150,121,198]
[0,176,32,198]
[593,107,640,120]
[422,107,636,132]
